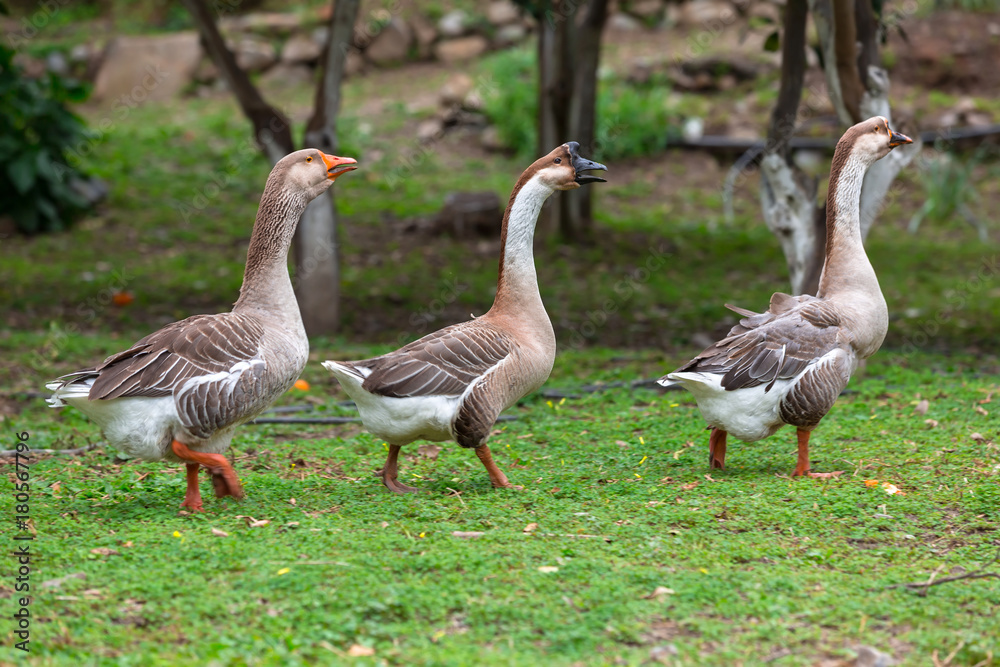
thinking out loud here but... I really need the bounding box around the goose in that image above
[659,117,912,478]
[46,149,358,511]
[323,142,607,493]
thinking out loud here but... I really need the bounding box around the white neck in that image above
[493,177,553,312]
[817,152,880,299]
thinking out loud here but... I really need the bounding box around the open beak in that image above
[566,142,608,185]
[321,152,358,179]
[888,129,913,148]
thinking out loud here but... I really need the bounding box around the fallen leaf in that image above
[925,419,939,428]
[211,528,229,537]
[250,519,270,528]
[276,568,290,575]
[704,474,718,482]
[914,399,929,415]
[81,589,103,597]
[418,444,442,460]
[347,644,375,657]
[111,291,134,306]
[523,522,538,533]
[90,547,119,556]
[971,433,987,442]
[51,481,61,495]
[975,406,989,416]
[642,586,676,599]
[380,521,389,528]
[293,379,310,391]
[882,483,904,496]
[451,531,485,539]
[864,479,880,488]
[537,566,559,573]
[681,481,699,491]
[616,440,630,448]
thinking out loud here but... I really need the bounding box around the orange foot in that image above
[180,462,204,512]
[172,441,245,506]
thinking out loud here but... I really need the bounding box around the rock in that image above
[281,33,321,64]
[417,119,444,142]
[480,125,505,151]
[93,32,202,103]
[45,50,69,76]
[678,0,736,26]
[495,23,527,46]
[463,91,483,111]
[365,18,413,65]
[855,646,894,667]
[69,43,91,65]
[260,63,313,87]
[435,192,503,238]
[193,57,218,84]
[608,13,643,31]
[434,36,489,63]
[229,12,301,35]
[409,13,438,59]
[345,49,366,77]
[682,117,704,142]
[234,36,277,72]
[487,0,521,26]
[438,10,468,38]
[439,73,474,106]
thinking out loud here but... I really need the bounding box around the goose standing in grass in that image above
[324,143,607,493]
[47,149,358,511]
[659,117,912,477]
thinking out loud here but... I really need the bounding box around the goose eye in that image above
[306,156,313,162]
[554,157,562,164]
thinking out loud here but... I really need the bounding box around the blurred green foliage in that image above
[480,47,677,161]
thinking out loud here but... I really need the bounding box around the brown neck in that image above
[817,140,877,298]
[234,178,306,312]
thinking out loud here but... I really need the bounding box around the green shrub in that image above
[0,44,95,234]
[479,47,677,161]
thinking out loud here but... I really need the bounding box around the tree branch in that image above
[879,549,1000,597]
[767,0,808,162]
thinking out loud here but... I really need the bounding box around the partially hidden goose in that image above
[46,149,358,511]
[323,142,607,493]
[659,117,912,478]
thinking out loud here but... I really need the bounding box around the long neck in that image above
[817,149,879,299]
[490,176,553,314]
[233,177,306,316]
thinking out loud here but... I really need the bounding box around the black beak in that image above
[888,129,913,148]
[566,141,608,185]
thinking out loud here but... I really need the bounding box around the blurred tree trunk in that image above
[521,0,609,241]
[181,0,360,336]
[759,0,920,296]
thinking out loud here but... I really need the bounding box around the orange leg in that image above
[475,445,522,490]
[181,463,203,512]
[376,444,419,494]
[709,428,728,469]
[792,429,843,478]
[171,441,244,510]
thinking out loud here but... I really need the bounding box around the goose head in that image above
[844,116,913,165]
[531,142,608,191]
[275,148,358,200]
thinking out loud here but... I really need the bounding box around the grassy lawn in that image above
[2,346,999,665]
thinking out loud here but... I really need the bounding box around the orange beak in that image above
[321,152,358,180]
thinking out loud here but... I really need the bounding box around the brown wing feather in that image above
[672,294,849,392]
[353,322,514,399]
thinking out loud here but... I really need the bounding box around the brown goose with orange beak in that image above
[47,149,357,511]
[660,117,912,478]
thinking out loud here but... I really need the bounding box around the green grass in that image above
[2,346,999,665]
